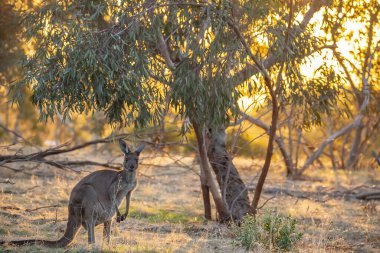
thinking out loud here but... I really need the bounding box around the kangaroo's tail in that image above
[0,207,81,248]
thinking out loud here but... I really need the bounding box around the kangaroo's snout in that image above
[127,164,136,172]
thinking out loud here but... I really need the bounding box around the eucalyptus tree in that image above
[327,0,380,169]
[294,0,380,173]
[17,0,340,221]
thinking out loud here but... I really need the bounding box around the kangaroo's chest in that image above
[111,174,137,201]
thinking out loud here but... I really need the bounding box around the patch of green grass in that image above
[231,210,303,252]
[125,207,203,224]
[0,228,7,235]
[13,230,31,237]
[68,247,117,253]
[146,209,189,223]
[0,245,66,253]
[127,207,151,219]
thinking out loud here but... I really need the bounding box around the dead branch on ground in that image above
[356,192,380,200]
[259,185,380,202]
[0,178,15,184]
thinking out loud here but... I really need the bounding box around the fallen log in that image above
[356,192,380,201]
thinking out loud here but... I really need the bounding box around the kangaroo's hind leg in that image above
[79,184,101,245]
[87,222,95,244]
[103,220,112,246]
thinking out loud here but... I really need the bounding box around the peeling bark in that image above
[206,127,251,222]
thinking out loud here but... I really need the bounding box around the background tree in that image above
[295,0,379,174]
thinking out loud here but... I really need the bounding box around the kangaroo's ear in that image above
[135,144,145,155]
[119,139,129,154]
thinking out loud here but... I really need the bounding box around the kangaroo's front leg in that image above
[115,203,121,217]
[115,201,123,223]
[108,181,124,222]
[116,191,131,223]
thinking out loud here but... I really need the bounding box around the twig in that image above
[0,123,38,148]
[0,206,21,210]
[43,159,121,170]
[257,196,276,210]
[26,204,62,212]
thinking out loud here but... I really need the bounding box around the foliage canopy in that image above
[17,0,343,128]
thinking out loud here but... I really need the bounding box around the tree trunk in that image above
[346,122,364,169]
[193,122,230,222]
[250,100,279,214]
[200,167,212,220]
[206,126,251,222]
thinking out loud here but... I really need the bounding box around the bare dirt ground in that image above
[0,149,379,252]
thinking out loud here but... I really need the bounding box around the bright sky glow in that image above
[240,5,379,112]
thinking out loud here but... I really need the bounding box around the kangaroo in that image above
[0,139,144,248]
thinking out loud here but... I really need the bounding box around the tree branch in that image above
[0,134,130,163]
[0,123,37,148]
[229,0,329,86]
[297,115,364,175]
[0,134,135,171]
[239,111,295,174]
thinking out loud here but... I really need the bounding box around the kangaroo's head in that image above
[119,139,145,172]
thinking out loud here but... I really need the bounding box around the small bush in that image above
[231,211,303,252]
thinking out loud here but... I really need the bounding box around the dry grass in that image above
[0,151,379,252]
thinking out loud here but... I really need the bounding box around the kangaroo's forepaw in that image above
[116,214,126,223]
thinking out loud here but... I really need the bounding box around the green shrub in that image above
[231,211,303,252]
